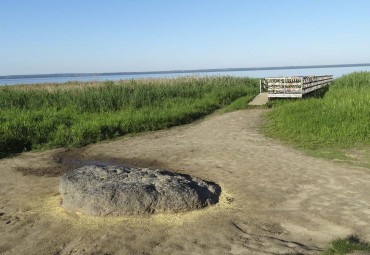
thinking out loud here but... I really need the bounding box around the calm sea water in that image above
[1,66,370,86]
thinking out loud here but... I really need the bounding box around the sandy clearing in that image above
[1,109,369,255]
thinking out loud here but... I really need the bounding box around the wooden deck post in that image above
[259,79,262,93]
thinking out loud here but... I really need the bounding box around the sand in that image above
[1,109,369,255]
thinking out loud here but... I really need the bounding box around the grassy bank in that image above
[0,76,258,158]
[264,72,370,165]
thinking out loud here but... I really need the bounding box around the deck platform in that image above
[260,75,333,99]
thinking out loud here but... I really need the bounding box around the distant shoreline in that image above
[1,63,370,80]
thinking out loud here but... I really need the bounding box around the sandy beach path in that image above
[1,109,369,255]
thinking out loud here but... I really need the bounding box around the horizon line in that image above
[1,62,370,79]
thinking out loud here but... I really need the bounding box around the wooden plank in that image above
[268,94,303,98]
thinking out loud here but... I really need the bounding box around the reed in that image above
[0,76,258,158]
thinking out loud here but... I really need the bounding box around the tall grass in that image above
[264,72,370,149]
[0,76,258,158]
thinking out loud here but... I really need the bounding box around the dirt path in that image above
[1,109,369,255]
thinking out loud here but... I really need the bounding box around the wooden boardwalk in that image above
[260,75,333,99]
[248,92,268,106]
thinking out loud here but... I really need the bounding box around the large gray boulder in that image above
[59,165,221,216]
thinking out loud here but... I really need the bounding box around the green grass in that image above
[323,236,370,255]
[264,72,370,151]
[223,94,257,112]
[0,76,258,158]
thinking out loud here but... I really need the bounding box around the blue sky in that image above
[1,0,370,75]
